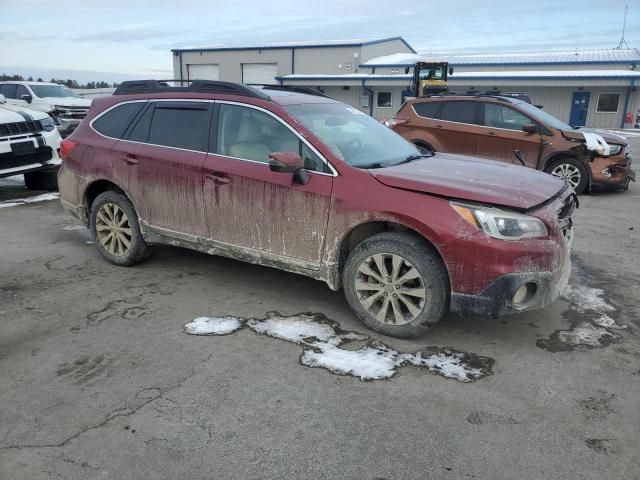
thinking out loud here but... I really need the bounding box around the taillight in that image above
[60,139,78,159]
[383,118,409,129]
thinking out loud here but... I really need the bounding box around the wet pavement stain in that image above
[183,312,494,382]
[56,355,116,385]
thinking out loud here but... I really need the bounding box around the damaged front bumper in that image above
[449,226,573,318]
[590,147,635,188]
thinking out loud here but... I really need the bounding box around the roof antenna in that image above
[615,4,630,49]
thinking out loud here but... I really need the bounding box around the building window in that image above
[596,93,620,113]
[377,92,392,108]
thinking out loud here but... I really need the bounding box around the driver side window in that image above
[483,103,532,131]
[215,103,326,172]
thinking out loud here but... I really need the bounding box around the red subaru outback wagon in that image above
[58,80,576,338]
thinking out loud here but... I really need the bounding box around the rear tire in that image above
[343,231,449,338]
[89,190,150,267]
[24,170,58,191]
[544,157,589,194]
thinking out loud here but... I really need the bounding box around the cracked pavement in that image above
[1,137,640,479]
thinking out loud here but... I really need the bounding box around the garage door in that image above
[187,64,219,81]
[242,63,278,85]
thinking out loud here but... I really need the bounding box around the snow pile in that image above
[184,312,493,382]
[184,316,244,336]
[0,193,59,209]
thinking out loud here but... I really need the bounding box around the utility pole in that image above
[616,4,630,49]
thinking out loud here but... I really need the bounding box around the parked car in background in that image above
[0,81,91,138]
[385,94,635,193]
[59,80,576,338]
[0,94,61,189]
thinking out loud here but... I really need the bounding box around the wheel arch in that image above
[84,179,131,212]
[333,219,449,290]
[541,152,592,189]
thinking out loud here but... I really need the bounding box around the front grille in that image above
[0,147,52,170]
[53,106,89,120]
[0,120,43,138]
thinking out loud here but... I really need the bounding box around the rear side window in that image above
[482,103,533,131]
[440,101,479,125]
[148,103,210,151]
[412,102,440,119]
[93,102,145,139]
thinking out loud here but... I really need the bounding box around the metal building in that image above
[172,38,640,128]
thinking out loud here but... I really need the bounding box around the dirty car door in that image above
[476,102,542,168]
[203,102,333,264]
[113,101,209,236]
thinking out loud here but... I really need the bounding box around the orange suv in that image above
[386,95,635,194]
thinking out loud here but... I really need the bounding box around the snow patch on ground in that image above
[184,312,493,382]
[562,285,615,313]
[63,225,85,231]
[184,316,244,336]
[0,193,59,209]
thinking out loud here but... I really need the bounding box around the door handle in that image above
[486,132,496,136]
[435,124,443,129]
[205,173,230,185]
[121,154,139,165]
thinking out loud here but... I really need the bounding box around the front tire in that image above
[544,157,589,194]
[343,232,449,338]
[24,170,58,191]
[89,190,150,267]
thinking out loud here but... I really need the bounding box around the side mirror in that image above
[0,94,5,104]
[21,94,33,104]
[269,151,303,172]
[522,123,538,134]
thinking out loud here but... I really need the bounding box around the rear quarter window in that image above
[93,102,146,139]
[412,102,440,119]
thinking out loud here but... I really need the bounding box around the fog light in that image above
[513,282,538,307]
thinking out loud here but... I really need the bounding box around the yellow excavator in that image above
[406,61,453,96]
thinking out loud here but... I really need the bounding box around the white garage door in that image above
[187,64,219,81]
[242,63,278,85]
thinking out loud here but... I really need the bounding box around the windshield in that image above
[284,103,419,168]
[516,101,573,130]
[419,65,444,81]
[29,84,81,99]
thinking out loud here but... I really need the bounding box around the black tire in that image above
[89,190,150,267]
[544,157,589,194]
[24,170,58,191]
[343,231,449,338]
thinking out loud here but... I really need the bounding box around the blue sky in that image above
[1,0,638,81]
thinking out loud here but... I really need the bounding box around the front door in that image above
[569,91,590,127]
[203,102,333,264]
[431,100,482,156]
[476,102,542,168]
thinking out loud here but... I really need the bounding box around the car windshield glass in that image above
[29,84,81,98]
[515,101,573,130]
[284,103,419,168]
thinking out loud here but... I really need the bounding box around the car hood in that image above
[0,103,49,122]
[39,97,92,108]
[369,153,566,210]
[562,128,628,145]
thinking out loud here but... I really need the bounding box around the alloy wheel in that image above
[95,202,133,257]
[355,253,427,325]
[551,163,581,189]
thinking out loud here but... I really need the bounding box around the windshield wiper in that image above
[391,153,433,166]
[355,162,388,169]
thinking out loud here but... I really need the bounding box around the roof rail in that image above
[113,79,271,100]
[258,85,332,98]
[419,92,512,103]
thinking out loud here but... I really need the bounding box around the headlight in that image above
[608,144,622,155]
[40,116,56,132]
[451,202,548,240]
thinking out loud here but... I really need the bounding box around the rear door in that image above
[475,102,542,168]
[429,100,482,156]
[202,101,333,264]
[113,101,210,236]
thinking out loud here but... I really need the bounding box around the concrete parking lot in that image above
[1,139,639,479]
